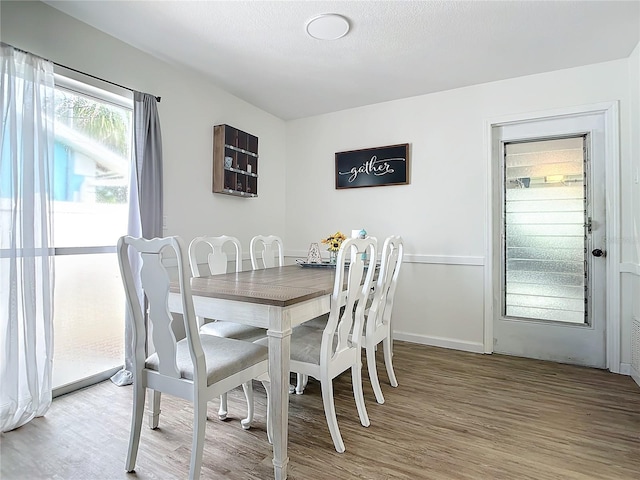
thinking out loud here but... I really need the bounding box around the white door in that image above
[492,112,607,368]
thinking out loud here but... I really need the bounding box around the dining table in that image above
[167,263,339,480]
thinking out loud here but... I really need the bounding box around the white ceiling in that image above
[44,0,640,120]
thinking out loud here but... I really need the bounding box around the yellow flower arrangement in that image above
[321,231,347,252]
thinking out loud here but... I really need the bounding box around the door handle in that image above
[591,248,606,257]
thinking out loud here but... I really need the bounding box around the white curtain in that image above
[0,45,56,432]
[110,91,163,386]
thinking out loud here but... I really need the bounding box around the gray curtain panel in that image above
[111,92,163,386]
[134,92,164,239]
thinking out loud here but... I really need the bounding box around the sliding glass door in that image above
[51,76,132,394]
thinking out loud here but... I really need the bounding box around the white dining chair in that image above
[361,235,404,404]
[188,235,267,427]
[117,235,268,479]
[294,235,404,404]
[258,236,377,453]
[249,234,284,269]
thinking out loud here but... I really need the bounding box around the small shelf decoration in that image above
[321,231,346,264]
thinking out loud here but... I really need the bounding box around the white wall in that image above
[625,43,640,385]
[1,0,288,250]
[285,56,638,362]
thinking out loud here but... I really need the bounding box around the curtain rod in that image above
[56,63,161,103]
[2,42,161,103]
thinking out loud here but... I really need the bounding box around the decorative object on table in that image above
[296,260,338,268]
[306,242,323,264]
[321,231,346,264]
[359,229,367,260]
[335,143,410,189]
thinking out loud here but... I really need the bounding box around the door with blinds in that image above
[492,113,606,368]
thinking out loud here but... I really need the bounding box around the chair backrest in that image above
[366,235,404,335]
[188,235,243,277]
[117,235,205,383]
[250,235,284,269]
[321,236,377,366]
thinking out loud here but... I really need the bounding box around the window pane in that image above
[504,137,586,324]
[53,88,132,247]
[52,253,125,389]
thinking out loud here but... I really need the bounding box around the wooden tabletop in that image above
[183,264,339,307]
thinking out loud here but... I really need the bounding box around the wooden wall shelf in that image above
[212,124,258,197]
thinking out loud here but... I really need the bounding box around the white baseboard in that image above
[394,331,485,354]
[619,362,632,375]
[631,365,640,389]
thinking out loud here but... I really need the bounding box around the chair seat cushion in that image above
[145,335,268,386]
[200,320,266,342]
[256,325,338,366]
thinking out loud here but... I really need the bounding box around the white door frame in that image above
[484,101,621,373]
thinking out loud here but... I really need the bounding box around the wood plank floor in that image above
[1,342,639,479]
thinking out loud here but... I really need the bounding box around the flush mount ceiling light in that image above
[305,13,350,40]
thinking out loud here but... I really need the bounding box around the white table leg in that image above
[147,389,161,429]
[268,314,291,480]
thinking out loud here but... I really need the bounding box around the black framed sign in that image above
[335,143,409,189]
